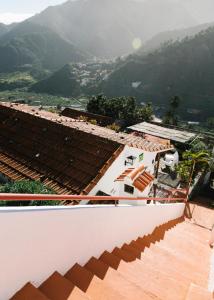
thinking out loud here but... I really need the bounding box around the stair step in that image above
[104,251,188,300]
[156,238,210,271]
[112,246,138,262]
[164,226,211,247]
[141,245,207,287]
[99,251,122,270]
[39,271,89,300]
[122,243,142,258]
[85,256,157,299]
[10,283,50,300]
[173,222,210,240]
[65,263,129,299]
[185,283,213,300]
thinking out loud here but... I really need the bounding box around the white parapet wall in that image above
[0,203,185,299]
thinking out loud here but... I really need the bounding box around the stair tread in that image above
[156,238,211,270]
[39,271,90,300]
[84,256,157,299]
[140,245,207,287]
[108,249,188,300]
[10,283,50,300]
[65,263,132,299]
[185,283,213,300]
[9,216,212,300]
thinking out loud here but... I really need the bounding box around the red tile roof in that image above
[0,102,123,195]
[0,102,171,195]
[133,171,154,192]
[1,103,173,152]
[61,108,113,126]
[116,165,154,193]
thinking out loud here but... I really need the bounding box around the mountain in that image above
[0,22,87,72]
[0,23,16,38]
[97,27,214,121]
[0,23,9,37]
[31,64,80,96]
[28,0,197,58]
[0,0,198,73]
[141,22,214,54]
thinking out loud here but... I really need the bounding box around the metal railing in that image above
[0,193,187,203]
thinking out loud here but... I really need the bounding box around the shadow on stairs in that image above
[10,215,213,300]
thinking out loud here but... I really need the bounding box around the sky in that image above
[1,0,214,25]
[0,0,65,24]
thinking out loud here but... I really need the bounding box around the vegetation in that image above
[99,27,214,121]
[0,181,60,207]
[176,150,211,186]
[31,64,81,97]
[87,94,153,127]
[0,72,36,91]
[0,90,87,108]
[107,123,121,132]
[0,22,86,73]
[163,96,180,126]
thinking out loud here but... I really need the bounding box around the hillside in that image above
[28,0,196,58]
[31,64,81,97]
[141,22,214,54]
[0,23,9,37]
[98,27,214,121]
[0,22,87,72]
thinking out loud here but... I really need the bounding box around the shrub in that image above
[0,181,60,206]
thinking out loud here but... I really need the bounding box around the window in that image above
[124,184,134,194]
[125,155,136,166]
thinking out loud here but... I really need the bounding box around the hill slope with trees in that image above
[31,64,81,96]
[0,22,87,73]
[98,27,214,121]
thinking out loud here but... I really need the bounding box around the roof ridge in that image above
[0,102,174,152]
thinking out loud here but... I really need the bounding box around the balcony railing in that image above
[0,192,187,203]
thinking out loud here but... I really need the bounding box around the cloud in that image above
[0,13,34,25]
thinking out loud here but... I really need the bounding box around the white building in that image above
[0,102,174,204]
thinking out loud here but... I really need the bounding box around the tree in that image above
[170,96,180,111]
[87,95,153,127]
[177,150,211,197]
[136,103,153,122]
[207,117,214,129]
[163,96,181,126]
[0,181,59,207]
[87,94,106,115]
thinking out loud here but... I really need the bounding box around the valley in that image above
[0,0,214,125]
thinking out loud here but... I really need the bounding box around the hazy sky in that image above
[0,0,65,24]
[1,0,214,25]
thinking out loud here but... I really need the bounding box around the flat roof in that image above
[128,122,197,144]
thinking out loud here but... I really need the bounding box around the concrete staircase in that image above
[10,216,213,300]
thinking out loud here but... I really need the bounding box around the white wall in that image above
[118,176,153,206]
[0,203,185,299]
[90,145,157,196]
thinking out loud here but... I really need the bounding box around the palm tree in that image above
[170,96,180,111]
[183,150,211,198]
[163,96,181,126]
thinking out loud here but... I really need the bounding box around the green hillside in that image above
[31,64,80,97]
[98,27,214,121]
[0,22,87,73]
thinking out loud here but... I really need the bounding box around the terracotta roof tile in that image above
[61,108,113,126]
[0,102,171,195]
[1,103,173,152]
[0,103,122,195]
[115,164,154,193]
